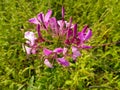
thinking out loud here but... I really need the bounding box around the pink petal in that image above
[29,18,39,24]
[78,32,84,42]
[25,46,32,55]
[49,17,59,34]
[37,13,44,22]
[24,31,36,46]
[66,29,73,39]
[82,25,88,33]
[63,47,68,55]
[57,57,69,67]
[73,24,77,37]
[31,45,37,54]
[43,48,53,56]
[71,46,78,52]
[84,29,92,41]
[44,59,53,68]
[57,20,64,31]
[72,46,81,60]
[45,10,52,22]
[72,51,81,60]
[53,48,63,54]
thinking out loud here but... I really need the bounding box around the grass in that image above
[0,0,120,90]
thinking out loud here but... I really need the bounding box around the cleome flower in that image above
[24,6,92,68]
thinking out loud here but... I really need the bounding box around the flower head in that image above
[24,7,92,68]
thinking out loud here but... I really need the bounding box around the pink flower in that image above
[24,7,93,68]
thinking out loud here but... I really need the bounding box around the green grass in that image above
[0,0,120,90]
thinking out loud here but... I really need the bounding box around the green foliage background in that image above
[0,0,120,90]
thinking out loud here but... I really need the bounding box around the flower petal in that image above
[45,10,52,22]
[72,46,81,61]
[57,57,69,67]
[53,48,63,54]
[44,59,53,68]
[84,29,92,41]
[49,17,59,34]
[37,13,47,29]
[63,47,68,55]
[78,32,84,42]
[57,20,64,31]
[24,31,36,46]
[37,13,44,22]
[36,24,45,42]
[66,29,73,39]
[81,25,88,33]
[65,17,73,29]
[43,48,53,56]
[73,24,77,37]
[29,18,39,24]
[25,46,31,55]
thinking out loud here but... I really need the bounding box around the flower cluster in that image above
[24,7,92,68]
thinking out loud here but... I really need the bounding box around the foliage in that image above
[0,0,120,90]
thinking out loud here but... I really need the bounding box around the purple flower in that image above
[25,7,93,68]
[57,57,69,67]
[44,59,53,68]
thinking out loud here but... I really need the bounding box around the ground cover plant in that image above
[0,0,120,90]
